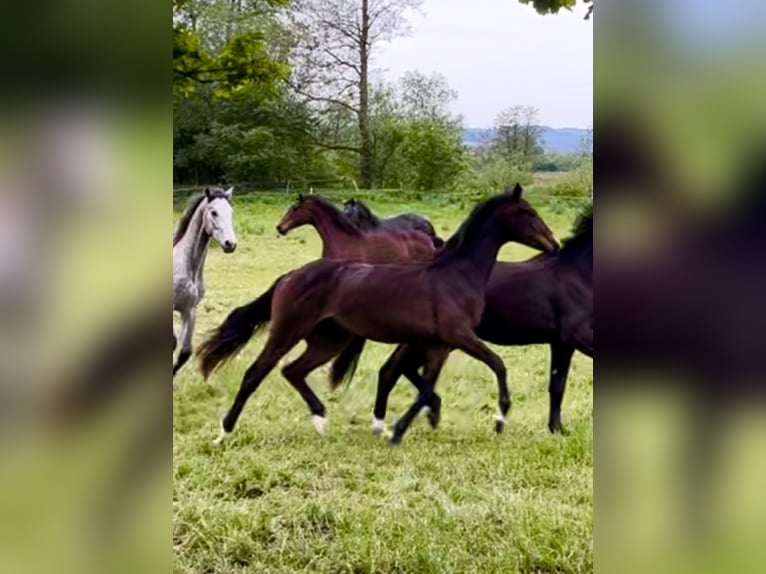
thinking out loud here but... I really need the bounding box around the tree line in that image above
[173,0,592,191]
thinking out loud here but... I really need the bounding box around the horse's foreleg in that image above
[548,342,575,434]
[452,333,510,433]
[281,328,352,436]
[173,308,194,378]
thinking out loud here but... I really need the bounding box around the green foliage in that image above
[533,153,583,172]
[458,155,534,193]
[396,119,468,190]
[367,72,468,190]
[518,0,582,15]
[173,0,290,98]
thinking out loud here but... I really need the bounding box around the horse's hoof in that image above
[372,418,385,436]
[426,395,442,429]
[549,423,568,435]
[212,432,229,447]
[312,415,327,436]
[427,408,440,429]
[388,434,402,447]
[495,415,506,434]
[212,422,230,447]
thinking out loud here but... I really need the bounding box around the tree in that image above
[492,105,544,164]
[518,0,593,19]
[289,0,423,188]
[366,72,466,190]
[173,0,290,97]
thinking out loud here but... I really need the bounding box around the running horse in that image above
[173,186,237,378]
[276,194,434,262]
[342,198,444,247]
[197,185,559,446]
[331,204,592,437]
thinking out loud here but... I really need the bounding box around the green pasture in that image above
[173,187,593,573]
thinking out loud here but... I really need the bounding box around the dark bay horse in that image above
[343,198,444,247]
[197,185,559,445]
[277,194,434,262]
[332,205,592,437]
[196,193,436,390]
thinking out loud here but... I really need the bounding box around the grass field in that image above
[173,188,593,573]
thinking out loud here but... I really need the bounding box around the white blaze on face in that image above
[205,188,237,252]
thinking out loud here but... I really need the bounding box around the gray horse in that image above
[173,187,237,378]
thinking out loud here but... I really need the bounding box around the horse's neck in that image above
[443,220,505,288]
[312,207,353,254]
[177,205,211,278]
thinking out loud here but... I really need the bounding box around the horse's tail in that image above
[328,336,366,390]
[197,279,278,380]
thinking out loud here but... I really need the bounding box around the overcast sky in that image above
[375,0,593,129]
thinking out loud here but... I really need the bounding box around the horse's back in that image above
[355,229,434,263]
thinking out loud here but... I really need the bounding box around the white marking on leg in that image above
[311,415,327,435]
[495,412,507,425]
[372,418,385,436]
[212,422,230,447]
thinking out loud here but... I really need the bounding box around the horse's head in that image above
[342,198,360,222]
[202,186,237,253]
[497,183,559,254]
[276,194,314,235]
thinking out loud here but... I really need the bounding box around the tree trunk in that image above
[358,0,373,189]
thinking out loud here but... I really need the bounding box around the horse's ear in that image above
[223,186,234,200]
[509,183,523,200]
[204,187,212,199]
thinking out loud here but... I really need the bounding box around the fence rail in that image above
[173,183,591,203]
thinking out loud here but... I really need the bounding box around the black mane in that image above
[431,193,513,267]
[559,203,593,262]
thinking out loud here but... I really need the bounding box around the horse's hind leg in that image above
[548,342,574,434]
[173,308,194,378]
[421,348,448,428]
[373,344,424,435]
[217,330,300,445]
[282,324,353,435]
[388,347,449,445]
[373,345,445,435]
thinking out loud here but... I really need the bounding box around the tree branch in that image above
[288,81,360,114]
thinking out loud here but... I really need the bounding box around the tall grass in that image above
[173,189,592,573]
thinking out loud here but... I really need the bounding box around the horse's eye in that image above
[211,210,218,218]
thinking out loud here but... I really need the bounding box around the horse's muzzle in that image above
[222,241,237,253]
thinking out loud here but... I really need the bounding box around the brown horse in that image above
[342,198,444,247]
[276,194,434,263]
[332,204,592,438]
[198,185,559,446]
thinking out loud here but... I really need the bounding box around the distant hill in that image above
[463,126,590,154]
